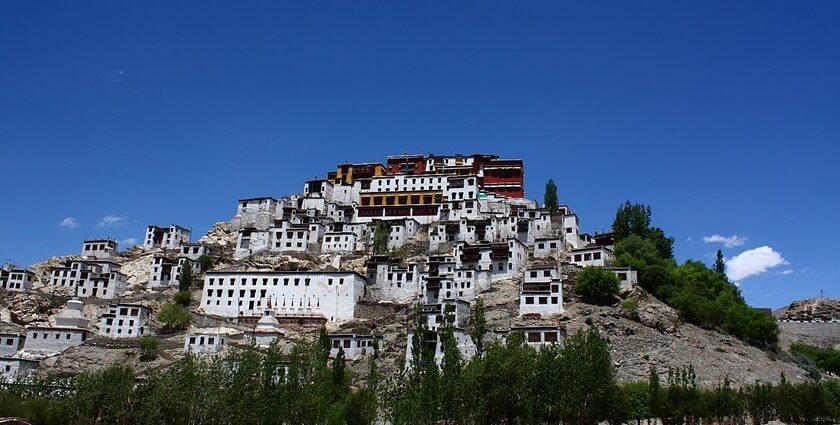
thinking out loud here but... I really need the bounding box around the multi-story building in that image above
[144,224,191,249]
[0,330,25,357]
[453,238,527,279]
[519,266,563,316]
[200,271,367,323]
[50,260,126,299]
[98,304,151,338]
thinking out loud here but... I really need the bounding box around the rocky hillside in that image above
[780,298,840,322]
[0,221,826,388]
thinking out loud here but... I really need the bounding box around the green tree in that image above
[178,262,194,292]
[174,290,192,306]
[317,326,331,366]
[714,249,726,276]
[544,179,559,213]
[157,303,191,332]
[575,267,621,300]
[467,297,487,358]
[556,328,620,425]
[139,335,159,361]
[612,202,674,259]
[371,222,389,255]
[197,254,213,272]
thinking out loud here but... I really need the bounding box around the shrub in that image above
[620,297,640,315]
[576,267,621,300]
[139,335,159,361]
[157,303,191,332]
[197,254,213,271]
[174,290,192,306]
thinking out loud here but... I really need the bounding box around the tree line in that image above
[2,324,839,425]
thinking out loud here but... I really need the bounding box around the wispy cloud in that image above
[686,237,694,243]
[703,234,748,248]
[779,269,795,275]
[105,70,125,83]
[59,217,79,229]
[97,215,127,228]
[726,246,788,281]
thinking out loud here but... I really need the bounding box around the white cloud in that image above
[59,217,79,229]
[725,246,788,281]
[97,215,126,227]
[686,237,694,243]
[779,269,794,275]
[703,234,748,248]
[120,238,138,247]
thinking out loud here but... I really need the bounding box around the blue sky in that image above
[1,1,838,308]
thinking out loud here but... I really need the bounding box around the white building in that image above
[329,332,377,360]
[321,231,359,253]
[500,326,567,349]
[533,237,563,259]
[519,266,563,316]
[368,218,419,251]
[22,300,89,355]
[81,239,119,259]
[0,331,25,357]
[144,224,191,249]
[200,271,367,323]
[50,260,126,299]
[570,246,614,267]
[604,266,638,290]
[405,327,476,367]
[179,243,209,260]
[271,220,323,253]
[365,257,422,303]
[453,238,527,279]
[0,266,34,292]
[0,358,39,383]
[98,304,151,338]
[230,197,284,232]
[562,213,582,250]
[184,328,234,355]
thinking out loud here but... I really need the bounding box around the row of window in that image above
[207,276,348,286]
[523,296,561,305]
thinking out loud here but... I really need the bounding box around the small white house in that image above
[0,332,25,357]
[570,246,614,267]
[22,300,89,355]
[405,327,476,367]
[98,304,151,338]
[50,260,126,299]
[184,328,234,355]
[329,332,377,360]
[604,266,638,290]
[81,239,119,259]
[0,266,34,292]
[321,231,358,253]
[144,224,191,249]
[0,357,39,383]
[533,237,563,259]
[500,326,566,349]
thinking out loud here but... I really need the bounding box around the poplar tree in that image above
[714,249,726,276]
[544,179,559,213]
[468,298,487,358]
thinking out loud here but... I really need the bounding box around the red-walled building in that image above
[383,153,525,198]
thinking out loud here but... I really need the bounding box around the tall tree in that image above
[544,179,559,213]
[714,249,726,276]
[178,262,194,292]
[371,222,389,255]
[468,298,487,358]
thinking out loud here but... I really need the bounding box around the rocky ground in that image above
[780,297,840,322]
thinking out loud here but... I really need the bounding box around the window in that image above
[525,297,534,305]
[527,332,541,343]
[544,331,558,343]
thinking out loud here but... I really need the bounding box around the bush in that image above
[157,303,191,332]
[174,290,192,306]
[620,297,640,315]
[197,254,213,271]
[139,335,159,361]
[791,342,840,376]
[575,267,621,300]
